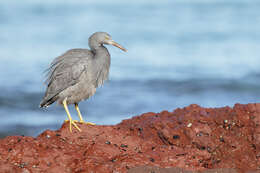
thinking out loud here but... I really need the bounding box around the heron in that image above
[40,32,127,132]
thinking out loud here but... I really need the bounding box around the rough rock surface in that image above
[0,103,260,173]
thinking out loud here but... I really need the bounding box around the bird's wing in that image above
[43,49,93,100]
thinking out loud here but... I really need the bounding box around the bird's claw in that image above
[84,122,96,126]
[64,119,95,132]
[72,120,96,125]
[78,120,95,125]
[65,120,81,132]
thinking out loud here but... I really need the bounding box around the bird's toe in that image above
[85,122,95,125]
[78,120,95,125]
[65,119,82,132]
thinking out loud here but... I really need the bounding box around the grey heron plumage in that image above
[40,32,127,132]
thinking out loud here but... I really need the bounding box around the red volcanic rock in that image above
[0,103,260,173]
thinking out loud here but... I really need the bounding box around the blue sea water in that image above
[0,0,260,137]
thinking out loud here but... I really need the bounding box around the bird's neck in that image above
[91,46,111,69]
[92,45,109,58]
[91,45,111,87]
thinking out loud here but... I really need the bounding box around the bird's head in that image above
[89,32,127,52]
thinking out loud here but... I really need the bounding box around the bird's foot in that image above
[66,120,95,126]
[80,120,95,125]
[64,120,81,132]
[76,120,96,125]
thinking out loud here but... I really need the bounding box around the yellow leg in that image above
[63,99,81,132]
[75,103,84,123]
[75,103,95,125]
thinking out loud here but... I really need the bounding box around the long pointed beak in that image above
[106,40,127,52]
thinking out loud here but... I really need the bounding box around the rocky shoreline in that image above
[0,103,260,173]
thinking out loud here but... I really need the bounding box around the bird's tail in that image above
[39,96,58,108]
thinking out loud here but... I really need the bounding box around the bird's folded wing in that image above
[43,50,91,100]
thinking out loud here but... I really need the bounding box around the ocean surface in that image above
[0,0,260,137]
